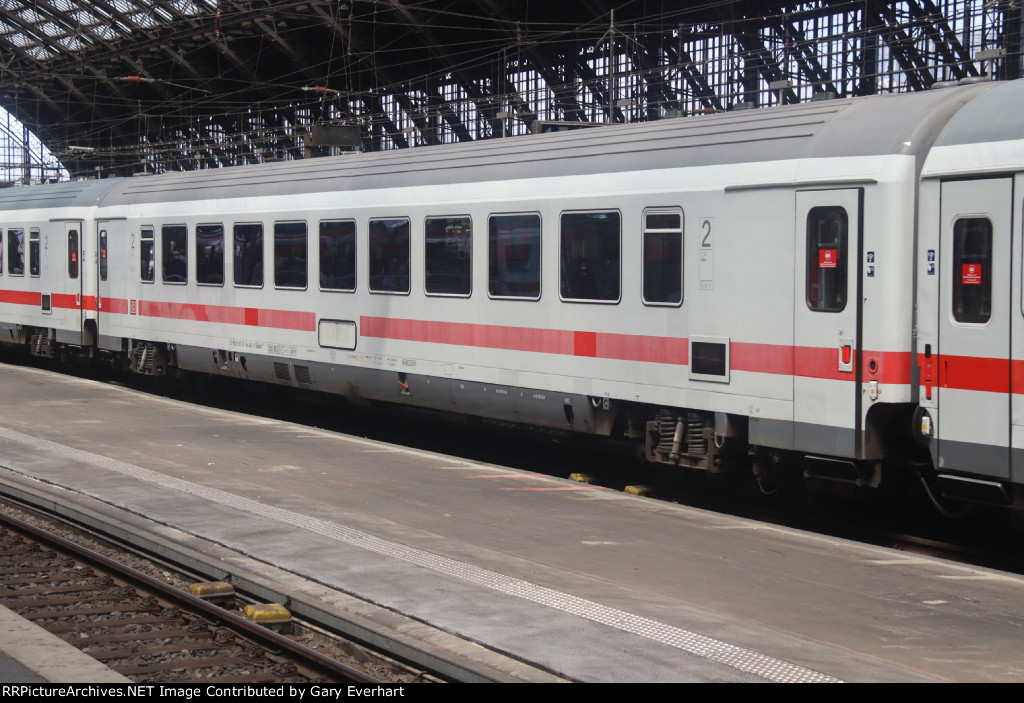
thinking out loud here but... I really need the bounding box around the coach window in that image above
[162,225,188,284]
[952,217,992,324]
[29,230,40,277]
[140,228,155,282]
[425,216,471,296]
[1,231,5,274]
[319,220,356,291]
[643,210,683,306]
[100,230,108,281]
[806,206,848,312]
[369,218,410,294]
[274,221,307,289]
[68,229,79,279]
[489,214,540,299]
[234,223,263,287]
[560,211,620,302]
[196,224,224,285]
[8,228,23,275]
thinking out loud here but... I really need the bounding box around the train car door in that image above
[63,221,85,342]
[793,189,862,457]
[936,178,1012,479]
[95,220,112,349]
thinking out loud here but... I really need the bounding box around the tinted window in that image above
[489,214,540,299]
[8,228,23,275]
[319,220,356,291]
[196,224,224,285]
[425,216,471,296]
[560,211,619,302]
[162,225,187,283]
[369,218,410,293]
[234,224,263,287]
[141,228,155,282]
[100,230,108,281]
[68,229,79,279]
[806,207,848,312]
[643,211,682,305]
[29,231,39,277]
[274,222,307,289]
[953,217,992,324]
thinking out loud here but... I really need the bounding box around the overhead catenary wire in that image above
[0,0,1017,177]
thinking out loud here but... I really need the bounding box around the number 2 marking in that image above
[701,219,712,247]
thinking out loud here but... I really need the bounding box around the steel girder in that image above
[0,1,1019,177]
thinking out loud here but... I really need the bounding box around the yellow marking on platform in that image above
[624,485,651,496]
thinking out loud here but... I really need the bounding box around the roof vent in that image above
[811,91,838,102]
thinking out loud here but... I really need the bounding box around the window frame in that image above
[318,219,357,293]
[161,224,188,285]
[641,207,684,307]
[67,228,80,280]
[952,216,993,325]
[273,220,308,290]
[488,212,542,301]
[368,217,411,295]
[805,206,849,313]
[424,215,472,298]
[28,229,40,278]
[233,222,264,289]
[7,228,24,276]
[558,209,621,304]
[196,223,225,287]
[140,227,155,283]
[99,229,108,282]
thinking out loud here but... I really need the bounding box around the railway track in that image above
[0,503,428,683]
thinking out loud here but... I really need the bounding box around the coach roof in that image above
[95,82,996,206]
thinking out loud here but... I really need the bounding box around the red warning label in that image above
[962,263,983,285]
[819,248,838,269]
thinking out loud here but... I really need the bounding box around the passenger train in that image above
[2,78,1023,515]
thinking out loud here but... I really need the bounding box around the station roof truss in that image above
[0,0,1020,180]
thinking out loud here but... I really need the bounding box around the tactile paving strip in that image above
[0,426,842,683]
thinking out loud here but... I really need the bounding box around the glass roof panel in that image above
[0,0,208,63]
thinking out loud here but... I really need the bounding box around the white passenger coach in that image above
[1,78,1022,513]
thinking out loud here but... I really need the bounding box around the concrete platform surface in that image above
[0,603,129,683]
[0,363,1022,682]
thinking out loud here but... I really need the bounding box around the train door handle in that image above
[838,339,854,373]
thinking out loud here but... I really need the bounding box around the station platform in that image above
[0,603,129,682]
[0,362,1021,683]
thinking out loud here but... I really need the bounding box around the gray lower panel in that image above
[751,417,861,459]
[98,334,123,352]
[55,328,82,345]
[938,438,1010,480]
[173,345,610,435]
